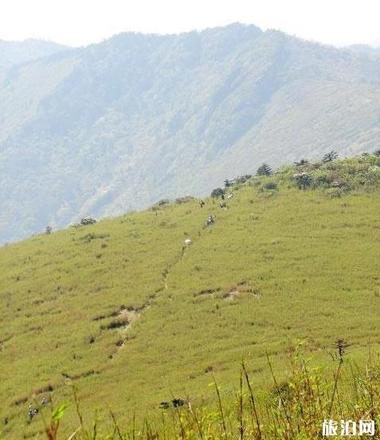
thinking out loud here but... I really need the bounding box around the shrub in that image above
[256,163,272,176]
[293,173,312,190]
[79,233,109,243]
[157,199,170,207]
[80,217,97,226]
[312,172,330,187]
[263,181,278,191]
[235,175,252,184]
[322,150,338,163]
[327,187,343,198]
[175,196,194,204]
[294,159,309,167]
[211,188,225,198]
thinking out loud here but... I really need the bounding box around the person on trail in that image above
[172,398,185,407]
[27,405,38,420]
[206,215,215,226]
[199,200,205,208]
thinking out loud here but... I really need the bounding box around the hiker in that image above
[206,215,215,226]
[199,200,205,208]
[172,398,185,408]
[28,405,38,420]
[159,399,185,409]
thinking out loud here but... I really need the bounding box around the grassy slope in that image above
[1,157,380,437]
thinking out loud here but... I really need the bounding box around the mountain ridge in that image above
[1,23,380,244]
[0,39,68,70]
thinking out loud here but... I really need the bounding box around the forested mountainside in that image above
[1,23,380,243]
[0,39,66,70]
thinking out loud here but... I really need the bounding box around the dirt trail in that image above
[162,218,211,291]
[114,223,207,359]
[163,242,192,290]
[11,206,219,416]
[108,205,219,362]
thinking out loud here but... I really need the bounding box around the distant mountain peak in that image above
[1,24,380,243]
[0,39,67,69]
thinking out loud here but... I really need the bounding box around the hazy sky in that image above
[1,0,380,48]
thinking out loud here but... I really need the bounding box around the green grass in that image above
[1,154,380,438]
[31,346,380,439]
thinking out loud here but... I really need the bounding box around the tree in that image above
[294,159,309,167]
[256,163,272,176]
[322,150,338,163]
[236,175,252,184]
[157,199,170,206]
[211,188,225,198]
[294,172,312,190]
[80,217,97,226]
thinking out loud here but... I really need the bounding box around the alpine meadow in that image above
[1,17,380,440]
[1,153,380,438]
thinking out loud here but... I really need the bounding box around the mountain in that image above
[0,39,67,70]
[1,154,379,438]
[347,43,380,57]
[1,23,380,244]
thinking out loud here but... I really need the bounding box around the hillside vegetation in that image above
[2,23,380,243]
[1,154,379,438]
[0,39,66,70]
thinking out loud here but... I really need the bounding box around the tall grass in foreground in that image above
[36,345,380,439]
